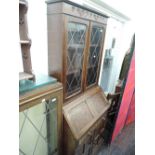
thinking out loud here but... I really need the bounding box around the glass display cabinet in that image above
[19,82,63,155]
[46,0,108,101]
[66,18,88,97]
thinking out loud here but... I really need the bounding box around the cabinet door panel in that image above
[65,18,88,98]
[19,97,58,155]
[86,24,105,88]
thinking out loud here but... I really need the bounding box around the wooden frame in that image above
[84,22,107,90]
[47,1,108,102]
[63,15,90,101]
[19,82,63,155]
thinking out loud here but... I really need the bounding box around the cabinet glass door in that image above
[19,97,58,155]
[86,25,105,87]
[66,22,87,97]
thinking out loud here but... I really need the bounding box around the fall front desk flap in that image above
[63,86,110,140]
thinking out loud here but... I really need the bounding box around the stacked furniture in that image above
[19,0,35,81]
[46,1,110,155]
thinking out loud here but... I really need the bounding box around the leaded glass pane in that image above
[66,22,87,97]
[86,26,104,87]
[19,98,58,155]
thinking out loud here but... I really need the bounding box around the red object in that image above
[112,51,135,141]
[125,91,135,125]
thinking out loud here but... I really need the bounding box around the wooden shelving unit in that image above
[19,0,35,81]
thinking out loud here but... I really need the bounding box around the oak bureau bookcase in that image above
[46,0,108,102]
[46,1,110,155]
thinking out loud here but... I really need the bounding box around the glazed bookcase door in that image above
[85,22,106,89]
[64,16,89,99]
[19,97,58,155]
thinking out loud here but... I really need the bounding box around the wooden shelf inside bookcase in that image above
[67,69,81,75]
[68,44,85,48]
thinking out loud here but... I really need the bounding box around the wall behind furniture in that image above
[99,19,134,93]
[99,18,124,93]
[26,0,48,75]
[18,0,48,75]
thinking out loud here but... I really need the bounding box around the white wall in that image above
[99,18,122,92]
[99,18,134,93]
[100,0,135,19]
[27,0,48,75]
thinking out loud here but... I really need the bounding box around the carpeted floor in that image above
[98,122,135,155]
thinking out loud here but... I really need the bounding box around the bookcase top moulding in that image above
[46,0,109,18]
